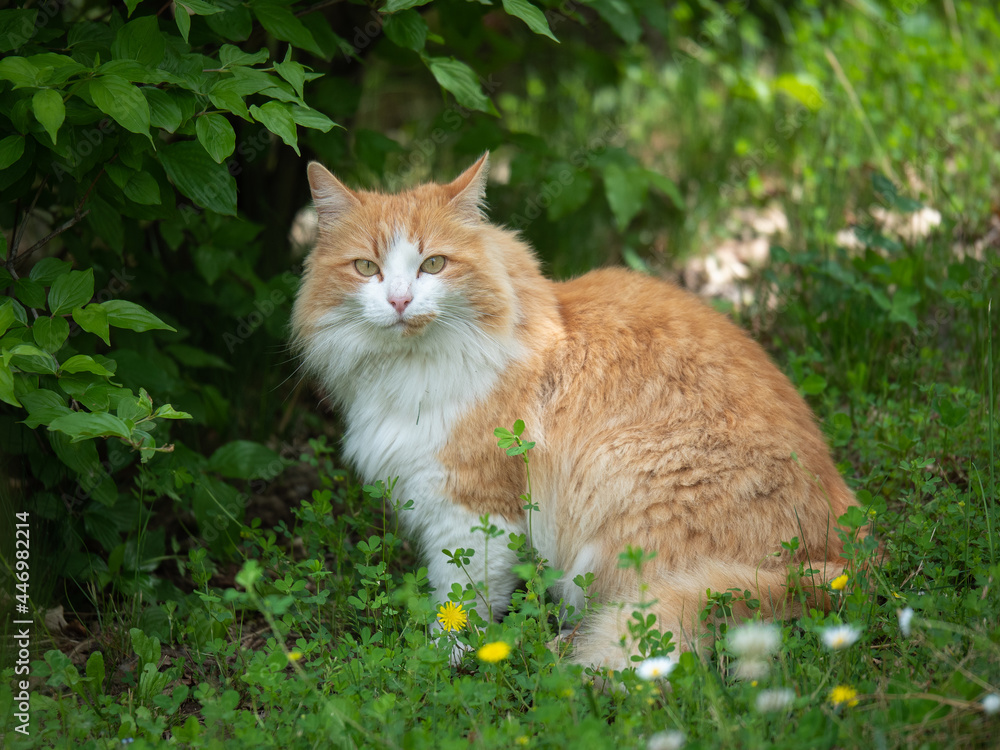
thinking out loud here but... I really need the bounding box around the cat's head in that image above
[292,154,524,372]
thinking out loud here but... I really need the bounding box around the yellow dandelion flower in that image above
[437,601,467,632]
[830,574,849,591]
[828,685,859,707]
[287,651,303,662]
[515,736,529,746]
[477,641,511,663]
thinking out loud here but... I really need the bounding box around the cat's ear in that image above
[308,161,361,228]
[445,152,489,222]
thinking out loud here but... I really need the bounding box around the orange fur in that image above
[292,154,859,669]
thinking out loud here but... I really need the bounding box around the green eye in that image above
[420,255,446,274]
[354,259,380,277]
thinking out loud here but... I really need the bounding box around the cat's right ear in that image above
[308,162,361,228]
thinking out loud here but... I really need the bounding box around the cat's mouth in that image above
[388,312,436,337]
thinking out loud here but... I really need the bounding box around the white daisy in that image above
[755,688,796,713]
[897,607,914,638]
[647,729,685,750]
[821,624,862,650]
[636,656,676,681]
[982,694,1000,715]
[735,658,770,680]
[729,622,781,658]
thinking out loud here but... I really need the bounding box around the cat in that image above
[291,153,860,670]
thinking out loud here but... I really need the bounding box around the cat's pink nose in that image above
[389,294,412,314]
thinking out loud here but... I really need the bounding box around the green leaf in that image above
[382,0,432,11]
[174,3,191,42]
[0,57,43,88]
[6,344,58,375]
[273,48,306,99]
[177,0,225,14]
[207,0,253,41]
[0,135,25,169]
[49,269,95,316]
[124,0,143,16]
[33,316,70,353]
[121,170,162,205]
[143,87,185,133]
[501,0,558,42]
[0,298,16,337]
[32,89,65,145]
[289,105,336,132]
[773,74,824,111]
[208,440,283,479]
[603,163,647,230]
[250,0,324,57]
[165,343,233,370]
[889,288,920,328]
[543,163,592,221]
[208,78,251,120]
[48,411,132,442]
[61,354,115,377]
[196,114,236,163]
[152,403,192,420]
[29,258,72,285]
[249,102,299,155]
[101,300,175,333]
[192,244,232,285]
[85,652,106,692]
[73,304,111,345]
[383,10,428,51]
[589,0,641,44]
[160,141,238,216]
[219,45,269,68]
[937,396,968,430]
[424,57,490,112]
[90,76,152,139]
[112,16,166,66]
[0,10,39,52]
[799,373,827,395]
[20,389,72,428]
[118,393,152,422]
[0,360,19,407]
[645,169,685,211]
[15,278,46,309]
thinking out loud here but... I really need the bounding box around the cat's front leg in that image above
[415,501,524,624]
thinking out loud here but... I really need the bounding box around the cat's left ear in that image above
[445,152,489,222]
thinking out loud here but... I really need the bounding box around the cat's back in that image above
[550,267,794,411]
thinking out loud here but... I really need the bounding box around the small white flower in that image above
[897,607,914,638]
[821,624,862,650]
[755,688,796,713]
[729,622,781,659]
[636,656,676,681]
[734,658,770,680]
[982,693,1000,715]
[647,729,685,750]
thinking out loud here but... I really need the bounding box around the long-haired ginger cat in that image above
[291,153,858,669]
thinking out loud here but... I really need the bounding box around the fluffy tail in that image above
[569,558,846,671]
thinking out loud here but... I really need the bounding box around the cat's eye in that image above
[354,259,380,277]
[420,255,446,274]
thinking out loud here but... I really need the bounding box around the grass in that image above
[3,2,1000,748]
